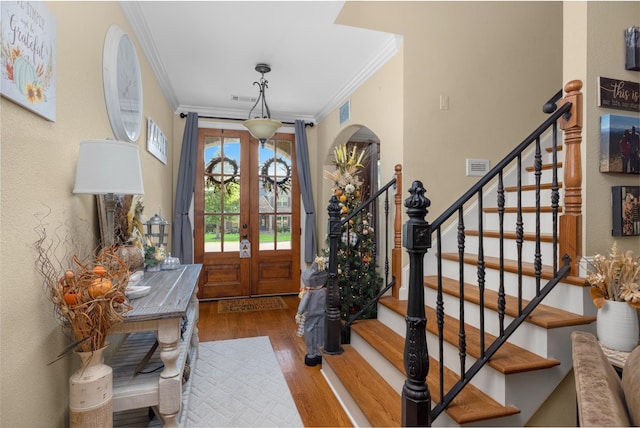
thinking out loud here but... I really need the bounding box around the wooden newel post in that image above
[324,195,344,355]
[558,80,583,276]
[402,181,432,427]
[392,164,403,298]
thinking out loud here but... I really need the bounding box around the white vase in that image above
[69,346,113,427]
[596,300,640,352]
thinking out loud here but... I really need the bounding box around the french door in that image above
[194,128,300,299]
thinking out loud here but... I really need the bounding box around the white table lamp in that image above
[73,139,144,247]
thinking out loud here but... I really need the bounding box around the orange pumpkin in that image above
[88,278,113,299]
[63,291,81,306]
[93,265,107,276]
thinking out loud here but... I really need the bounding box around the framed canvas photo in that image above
[600,114,640,174]
[0,1,57,121]
[612,186,640,236]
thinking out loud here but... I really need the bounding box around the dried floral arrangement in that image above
[35,219,131,354]
[583,244,640,309]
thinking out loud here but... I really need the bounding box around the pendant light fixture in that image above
[243,63,282,147]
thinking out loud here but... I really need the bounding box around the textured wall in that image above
[0,2,174,426]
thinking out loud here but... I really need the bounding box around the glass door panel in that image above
[203,136,241,253]
[195,128,299,299]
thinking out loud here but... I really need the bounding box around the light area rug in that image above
[186,336,303,427]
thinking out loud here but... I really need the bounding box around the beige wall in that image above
[315,43,404,244]
[564,1,640,257]
[0,2,174,426]
[331,1,563,219]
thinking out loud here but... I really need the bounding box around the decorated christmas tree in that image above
[320,144,382,321]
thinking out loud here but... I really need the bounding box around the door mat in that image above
[218,296,288,313]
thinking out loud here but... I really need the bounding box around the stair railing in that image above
[402,80,583,425]
[324,165,403,354]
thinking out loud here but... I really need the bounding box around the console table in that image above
[108,264,202,427]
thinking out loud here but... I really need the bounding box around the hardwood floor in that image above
[197,295,353,427]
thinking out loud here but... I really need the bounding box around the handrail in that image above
[542,89,563,113]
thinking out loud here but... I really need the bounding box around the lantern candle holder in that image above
[145,213,169,247]
[144,214,169,271]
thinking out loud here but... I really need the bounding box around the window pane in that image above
[222,215,240,252]
[204,179,222,213]
[204,214,221,253]
[258,214,275,250]
[276,215,291,250]
[205,137,240,209]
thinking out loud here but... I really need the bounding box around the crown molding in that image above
[120,2,179,112]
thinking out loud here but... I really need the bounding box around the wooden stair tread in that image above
[466,229,554,242]
[423,275,595,329]
[322,344,402,427]
[440,252,587,287]
[525,161,562,172]
[545,145,563,153]
[484,206,563,213]
[379,297,559,374]
[351,320,520,424]
[504,182,563,192]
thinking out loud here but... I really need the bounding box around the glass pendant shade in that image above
[243,118,282,143]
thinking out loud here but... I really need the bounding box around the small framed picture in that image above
[600,114,640,174]
[146,118,167,164]
[612,186,640,237]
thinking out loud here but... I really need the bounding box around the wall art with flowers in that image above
[1,1,56,121]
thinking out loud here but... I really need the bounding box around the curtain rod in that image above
[179,112,314,128]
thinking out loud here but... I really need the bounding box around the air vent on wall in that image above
[466,158,490,177]
[230,94,257,103]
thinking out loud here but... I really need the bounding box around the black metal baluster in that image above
[436,227,444,403]
[384,190,391,285]
[516,154,523,314]
[457,208,466,376]
[534,138,542,294]
[477,190,486,356]
[497,173,506,335]
[551,122,560,273]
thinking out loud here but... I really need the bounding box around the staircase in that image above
[321,81,596,426]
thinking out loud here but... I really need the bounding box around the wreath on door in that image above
[261,157,291,194]
[205,156,239,196]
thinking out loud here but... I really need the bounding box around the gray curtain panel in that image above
[172,112,198,264]
[295,120,317,263]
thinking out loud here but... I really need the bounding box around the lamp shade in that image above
[73,139,144,195]
[242,118,281,142]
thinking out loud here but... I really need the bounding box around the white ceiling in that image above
[121,1,401,125]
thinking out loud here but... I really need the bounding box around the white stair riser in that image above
[436,261,589,315]
[350,333,405,394]
[505,188,559,207]
[423,287,551,357]
[320,365,370,427]
[378,303,515,404]
[523,168,561,184]
[464,235,556,260]
[483,212,558,234]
